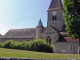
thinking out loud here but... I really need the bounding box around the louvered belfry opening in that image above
[53,16,54,20]
[53,16,57,20]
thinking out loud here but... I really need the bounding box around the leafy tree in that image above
[63,0,80,54]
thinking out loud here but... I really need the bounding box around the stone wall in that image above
[47,20,64,30]
[55,42,79,54]
[0,57,78,60]
[36,26,44,40]
[41,25,59,45]
[47,9,65,30]
[48,9,64,21]
[0,38,35,43]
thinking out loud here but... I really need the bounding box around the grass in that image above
[0,48,80,60]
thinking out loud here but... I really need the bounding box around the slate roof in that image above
[37,19,43,27]
[47,0,63,11]
[2,28,36,38]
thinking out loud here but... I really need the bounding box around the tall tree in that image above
[63,0,80,54]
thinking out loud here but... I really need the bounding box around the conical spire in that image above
[47,0,63,11]
[37,19,43,27]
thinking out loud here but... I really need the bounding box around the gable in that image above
[43,25,58,34]
[41,25,59,43]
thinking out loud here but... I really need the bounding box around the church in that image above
[0,0,79,54]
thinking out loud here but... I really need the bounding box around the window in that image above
[55,16,56,20]
[63,12,64,16]
[53,16,54,20]
[46,36,51,45]
[70,45,74,50]
[53,16,57,20]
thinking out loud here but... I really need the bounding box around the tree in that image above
[63,0,80,54]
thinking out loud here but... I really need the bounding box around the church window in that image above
[53,16,57,20]
[53,16,54,20]
[55,16,57,20]
[46,36,51,45]
[49,39,51,44]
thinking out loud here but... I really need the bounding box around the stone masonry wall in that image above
[0,38,35,43]
[55,42,79,54]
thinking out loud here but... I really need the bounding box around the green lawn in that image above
[0,48,80,60]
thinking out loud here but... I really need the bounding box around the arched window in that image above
[53,16,57,20]
[53,16,54,20]
[55,16,57,20]
[46,36,51,45]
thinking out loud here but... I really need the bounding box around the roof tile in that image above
[64,37,79,42]
[2,28,36,38]
[47,0,63,11]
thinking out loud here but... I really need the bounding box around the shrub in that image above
[3,40,21,49]
[20,41,26,50]
[0,43,3,48]
[0,39,53,53]
[3,40,13,48]
[25,39,53,53]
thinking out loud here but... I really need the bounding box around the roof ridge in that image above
[3,28,36,38]
[9,28,36,31]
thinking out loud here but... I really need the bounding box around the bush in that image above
[0,43,3,48]
[3,40,18,49]
[0,39,53,53]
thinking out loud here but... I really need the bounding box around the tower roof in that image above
[37,19,43,27]
[47,0,63,11]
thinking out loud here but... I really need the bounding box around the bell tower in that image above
[47,0,64,31]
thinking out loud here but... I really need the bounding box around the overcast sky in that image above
[0,0,63,35]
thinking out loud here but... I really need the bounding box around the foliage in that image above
[0,43,3,48]
[25,39,53,53]
[63,0,80,39]
[0,39,53,53]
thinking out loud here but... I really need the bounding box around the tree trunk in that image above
[78,38,80,54]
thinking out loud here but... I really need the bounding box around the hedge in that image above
[0,39,53,53]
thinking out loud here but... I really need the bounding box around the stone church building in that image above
[0,0,79,54]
